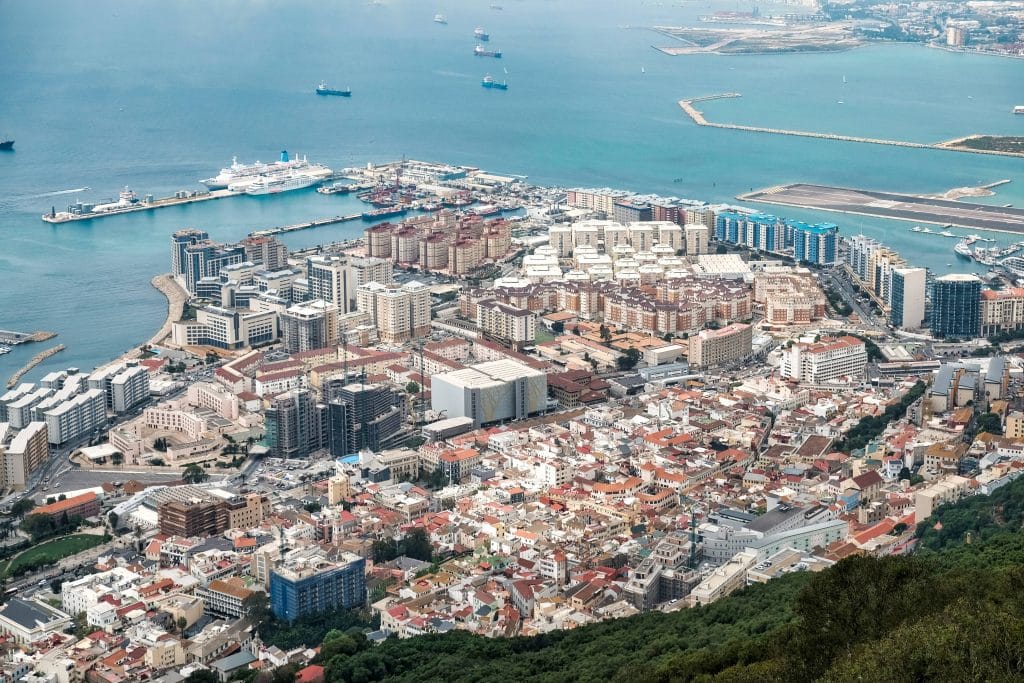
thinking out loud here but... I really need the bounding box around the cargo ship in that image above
[474,27,489,41]
[316,81,351,97]
[474,45,502,58]
[362,205,408,220]
[481,74,508,90]
[0,139,13,151]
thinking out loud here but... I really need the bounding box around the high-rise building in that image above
[687,323,752,368]
[158,499,230,538]
[980,287,1024,337]
[0,422,48,490]
[684,224,709,255]
[355,281,431,344]
[931,274,982,338]
[782,336,868,384]
[171,229,210,277]
[279,301,337,353]
[269,551,366,622]
[326,382,405,456]
[183,241,246,294]
[241,236,289,271]
[790,222,838,265]
[306,254,393,314]
[890,268,927,330]
[171,306,278,350]
[43,388,106,446]
[265,389,322,458]
[477,300,537,350]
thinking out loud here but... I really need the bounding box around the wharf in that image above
[7,344,66,389]
[41,189,237,224]
[678,94,1024,159]
[0,330,57,345]
[249,213,364,237]
[739,183,1024,234]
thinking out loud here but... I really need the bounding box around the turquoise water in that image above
[1,0,1022,380]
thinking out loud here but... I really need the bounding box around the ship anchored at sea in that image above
[481,74,508,90]
[316,80,351,97]
[474,45,502,58]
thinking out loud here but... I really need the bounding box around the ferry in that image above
[474,45,502,58]
[474,27,490,41]
[481,74,508,90]
[434,14,447,24]
[1014,105,1024,115]
[316,81,351,97]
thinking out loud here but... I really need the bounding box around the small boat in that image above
[481,74,508,90]
[316,81,351,97]
[474,27,490,41]
[434,13,447,23]
[911,226,922,232]
[0,138,13,151]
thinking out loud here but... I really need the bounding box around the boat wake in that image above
[27,187,90,198]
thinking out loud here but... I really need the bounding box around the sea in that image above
[1,0,1023,381]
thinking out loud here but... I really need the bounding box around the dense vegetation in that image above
[952,135,1024,153]
[834,380,925,453]
[286,472,1024,682]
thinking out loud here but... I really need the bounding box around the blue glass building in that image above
[269,554,366,622]
[789,222,838,265]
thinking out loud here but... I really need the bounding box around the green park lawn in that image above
[3,533,106,578]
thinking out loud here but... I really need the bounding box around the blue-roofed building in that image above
[789,221,838,265]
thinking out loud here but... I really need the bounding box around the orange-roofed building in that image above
[31,492,100,520]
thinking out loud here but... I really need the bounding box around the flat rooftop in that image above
[741,183,1024,233]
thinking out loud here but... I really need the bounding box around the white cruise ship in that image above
[203,151,329,191]
[244,167,332,195]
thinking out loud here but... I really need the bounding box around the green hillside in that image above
[285,475,1024,683]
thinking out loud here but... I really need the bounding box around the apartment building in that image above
[687,323,752,368]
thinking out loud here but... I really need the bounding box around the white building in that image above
[477,300,537,349]
[43,388,106,445]
[171,306,278,350]
[0,599,71,645]
[111,366,150,413]
[431,359,548,427]
[356,281,431,344]
[782,336,867,384]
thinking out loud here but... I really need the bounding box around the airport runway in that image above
[740,184,1024,233]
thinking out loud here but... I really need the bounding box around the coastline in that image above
[147,274,186,348]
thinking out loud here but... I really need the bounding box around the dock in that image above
[738,183,1024,234]
[7,344,66,389]
[41,189,238,224]
[0,330,57,345]
[678,94,1024,159]
[249,213,364,237]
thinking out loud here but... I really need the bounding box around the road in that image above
[820,267,888,334]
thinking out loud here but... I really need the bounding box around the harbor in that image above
[738,183,1024,234]
[678,94,1024,159]
[0,330,57,345]
[41,188,237,224]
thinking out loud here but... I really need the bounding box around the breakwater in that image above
[678,94,1024,159]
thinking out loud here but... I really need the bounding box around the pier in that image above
[0,330,57,345]
[678,94,1024,159]
[41,189,237,224]
[739,183,1024,234]
[249,213,364,237]
[7,345,66,389]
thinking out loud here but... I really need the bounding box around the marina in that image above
[739,183,1024,234]
[0,330,57,345]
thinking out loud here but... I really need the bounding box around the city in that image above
[0,157,1022,680]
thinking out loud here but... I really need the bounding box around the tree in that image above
[599,324,612,342]
[898,466,912,482]
[183,463,208,484]
[186,671,219,683]
[177,616,188,634]
[10,498,34,518]
[107,511,119,529]
[551,320,565,334]
[405,381,420,395]
[303,501,322,513]
[401,527,433,562]
[617,347,641,371]
[110,451,124,467]
[153,437,168,452]
[243,591,270,625]
[715,244,728,255]
[976,412,1003,435]
[22,513,55,541]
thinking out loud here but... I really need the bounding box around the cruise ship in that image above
[474,45,502,58]
[202,151,324,190]
[219,154,332,193]
[243,167,331,195]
